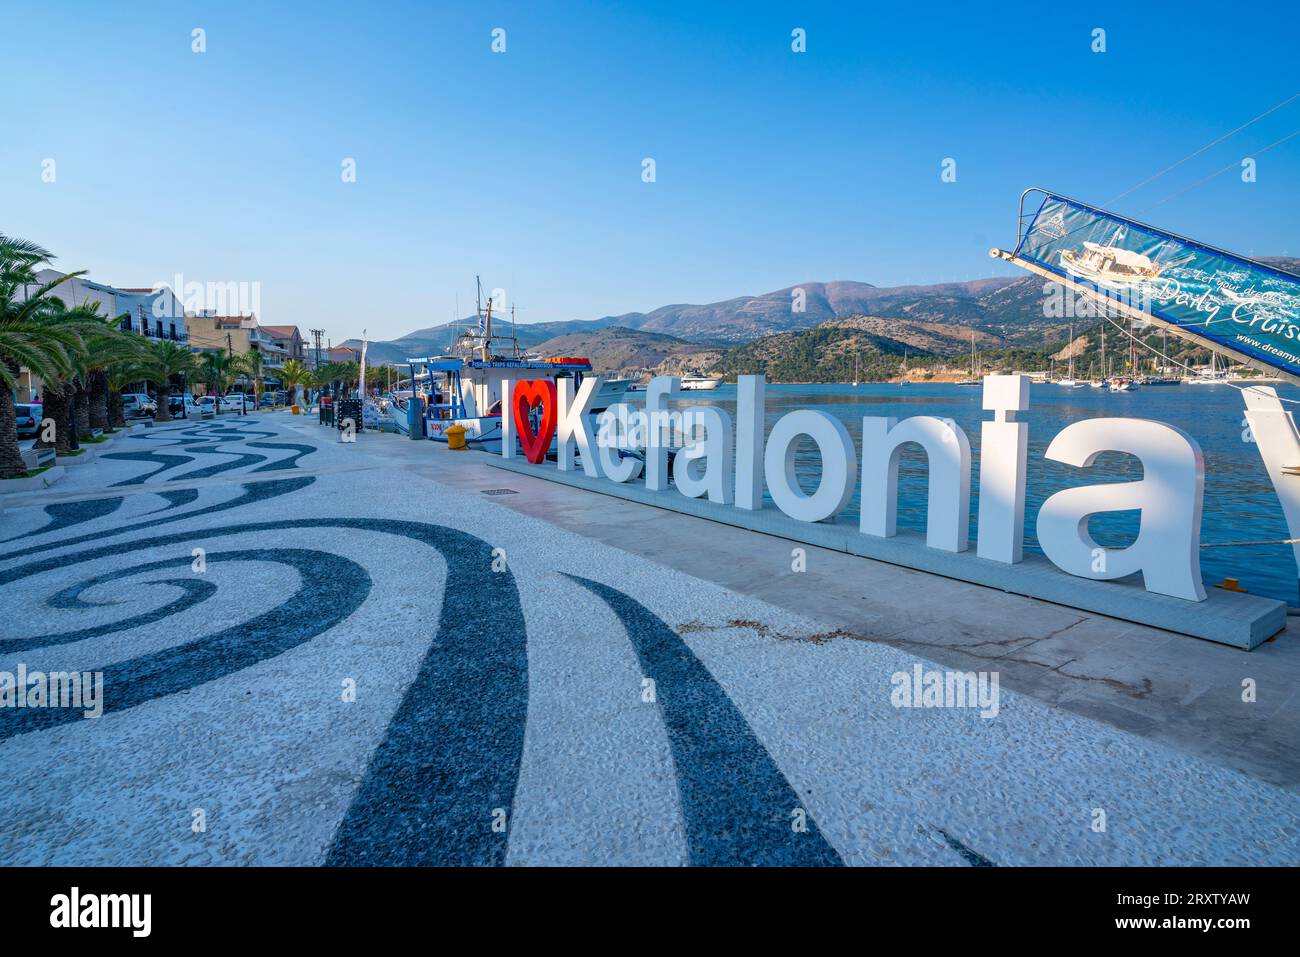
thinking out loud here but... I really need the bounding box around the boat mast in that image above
[1129,317,1136,378]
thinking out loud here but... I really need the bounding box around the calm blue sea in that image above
[672,381,1300,605]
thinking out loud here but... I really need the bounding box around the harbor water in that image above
[671,381,1300,605]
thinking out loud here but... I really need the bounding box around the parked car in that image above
[168,394,203,418]
[198,396,216,415]
[224,393,250,412]
[121,393,157,418]
[14,403,40,438]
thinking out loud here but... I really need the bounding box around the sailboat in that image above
[1110,318,1141,391]
[956,332,980,385]
[1057,323,1083,386]
[1090,327,1107,387]
[852,353,860,387]
[1186,350,1227,384]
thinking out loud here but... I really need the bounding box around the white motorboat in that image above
[1058,227,1191,290]
[680,375,722,391]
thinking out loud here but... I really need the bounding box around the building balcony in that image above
[119,322,188,343]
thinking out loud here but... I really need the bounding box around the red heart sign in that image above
[513,379,558,463]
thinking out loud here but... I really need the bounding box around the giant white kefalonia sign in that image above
[502,372,1210,603]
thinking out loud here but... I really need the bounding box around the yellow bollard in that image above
[445,424,468,450]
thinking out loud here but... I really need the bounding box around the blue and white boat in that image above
[386,287,630,451]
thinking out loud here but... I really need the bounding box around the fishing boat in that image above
[386,280,631,451]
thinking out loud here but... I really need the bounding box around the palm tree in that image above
[278,358,310,409]
[61,306,139,436]
[234,349,264,411]
[30,300,126,456]
[197,351,235,414]
[0,239,99,476]
[147,340,197,421]
[107,358,150,429]
[84,313,143,432]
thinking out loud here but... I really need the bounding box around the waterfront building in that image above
[24,270,189,344]
[260,325,307,362]
[9,270,189,402]
[325,346,361,364]
[187,314,290,387]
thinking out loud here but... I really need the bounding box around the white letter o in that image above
[763,410,856,522]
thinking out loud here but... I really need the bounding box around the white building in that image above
[29,270,189,344]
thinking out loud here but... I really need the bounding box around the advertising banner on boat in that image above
[1015,193,1300,380]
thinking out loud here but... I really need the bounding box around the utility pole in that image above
[310,328,325,370]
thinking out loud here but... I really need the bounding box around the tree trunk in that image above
[108,390,126,429]
[90,370,110,431]
[73,377,91,437]
[0,377,27,479]
[38,386,73,454]
[156,382,173,422]
[63,383,79,452]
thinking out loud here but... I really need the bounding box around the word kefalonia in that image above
[502,373,1209,602]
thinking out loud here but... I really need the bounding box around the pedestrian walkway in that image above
[1,413,1297,865]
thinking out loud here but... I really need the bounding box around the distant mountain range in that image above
[345,275,1046,364]
[345,259,1300,377]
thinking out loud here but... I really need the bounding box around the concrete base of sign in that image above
[486,456,1286,650]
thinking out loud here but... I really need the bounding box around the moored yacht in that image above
[680,375,722,391]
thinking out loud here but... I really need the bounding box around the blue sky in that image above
[3,0,1297,343]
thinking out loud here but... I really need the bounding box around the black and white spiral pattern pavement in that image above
[1,413,1297,865]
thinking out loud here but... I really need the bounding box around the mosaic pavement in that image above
[1,414,1298,866]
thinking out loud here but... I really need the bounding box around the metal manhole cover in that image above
[480,488,519,496]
